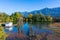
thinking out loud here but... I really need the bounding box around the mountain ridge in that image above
[19,7,60,17]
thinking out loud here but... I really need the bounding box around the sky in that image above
[0,0,60,15]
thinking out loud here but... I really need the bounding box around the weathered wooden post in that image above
[17,16,23,33]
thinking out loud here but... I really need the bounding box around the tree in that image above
[47,15,53,22]
[5,16,11,22]
[29,14,33,18]
[11,12,20,24]
[28,14,33,21]
[40,12,47,22]
[0,26,8,40]
[26,18,28,22]
[11,12,24,33]
[11,12,24,24]
[33,14,40,22]
[0,13,10,23]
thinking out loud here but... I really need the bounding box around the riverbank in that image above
[49,22,60,27]
[48,22,60,34]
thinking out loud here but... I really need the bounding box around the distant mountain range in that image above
[19,7,60,18]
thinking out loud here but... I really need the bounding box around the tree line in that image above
[0,12,53,24]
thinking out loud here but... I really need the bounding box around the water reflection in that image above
[5,22,53,34]
[5,22,55,40]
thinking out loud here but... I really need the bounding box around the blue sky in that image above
[0,0,60,15]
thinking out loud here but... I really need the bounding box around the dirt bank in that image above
[49,22,60,27]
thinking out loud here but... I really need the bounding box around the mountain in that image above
[19,7,60,18]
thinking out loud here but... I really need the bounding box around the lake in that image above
[4,22,54,35]
[4,22,60,40]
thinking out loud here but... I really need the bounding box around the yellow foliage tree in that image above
[29,14,33,19]
[6,16,11,22]
[28,14,33,21]
[0,26,8,40]
[48,16,53,21]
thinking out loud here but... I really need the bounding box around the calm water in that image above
[4,22,54,35]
